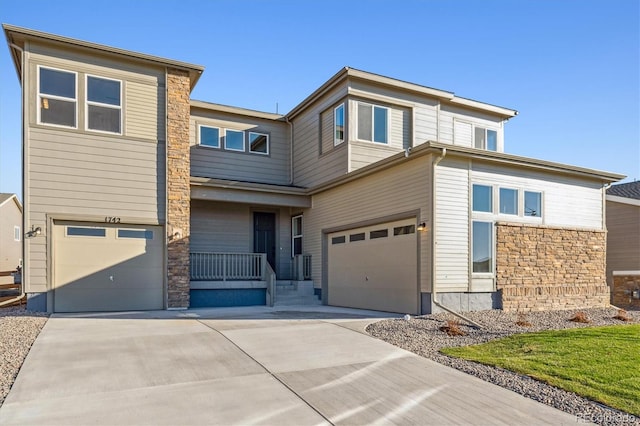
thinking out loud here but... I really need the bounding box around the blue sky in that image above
[1,0,638,197]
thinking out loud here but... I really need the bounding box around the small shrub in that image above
[516,312,532,327]
[613,309,632,322]
[569,311,590,323]
[440,320,467,336]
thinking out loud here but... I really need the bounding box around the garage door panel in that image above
[328,219,418,314]
[53,221,164,313]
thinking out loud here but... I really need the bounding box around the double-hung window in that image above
[474,127,498,151]
[357,102,388,144]
[334,104,345,145]
[86,75,122,133]
[292,215,303,256]
[249,132,269,155]
[199,125,220,148]
[38,66,77,128]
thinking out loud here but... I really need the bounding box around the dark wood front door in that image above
[254,212,276,273]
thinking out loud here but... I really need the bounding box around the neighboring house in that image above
[4,24,625,314]
[0,193,23,284]
[606,181,640,310]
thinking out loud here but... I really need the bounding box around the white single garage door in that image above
[328,218,419,314]
[53,221,164,312]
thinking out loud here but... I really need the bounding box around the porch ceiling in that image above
[191,178,311,208]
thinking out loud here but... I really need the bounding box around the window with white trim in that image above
[199,125,220,148]
[472,221,493,273]
[334,104,345,145]
[499,188,518,215]
[249,132,269,155]
[38,66,77,128]
[224,129,244,151]
[474,127,497,151]
[292,215,303,256]
[357,102,388,144]
[525,191,542,217]
[472,184,493,212]
[86,75,121,133]
[14,226,20,242]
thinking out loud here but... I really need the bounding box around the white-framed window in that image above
[249,132,269,155]
[225,129,244,151]
[14,226,20,242]
[38,66,77,128]
[357,102,388,144]
[474,127,498,151]
[525,191,542,217]
[499,188,518,215]
[472,221,493,273]
[472,184,493,213]
[292,215,303,256]
[334,104,345,145]
[86,75,122,134]
[199,125,220,148]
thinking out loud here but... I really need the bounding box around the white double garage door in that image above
[328,218,419,315]
[52,221,164,313]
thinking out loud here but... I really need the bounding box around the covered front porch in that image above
[189,178,316,308]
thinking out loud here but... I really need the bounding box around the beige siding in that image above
[606,200,640,286]
[190,109,290,185]
[0,200,22,272]
[305,156,432,295]
[292,83,349,187]
[28,41,165,142]
[471,162,604,229]
[414,103,438,144]
[439,104,504,151]
[320,107,334,154]
[435,158,470,292]
[453,120,473,147]
[191,200,295,278]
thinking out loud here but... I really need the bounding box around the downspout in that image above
[431,147,482,328]
[1,43,26,307]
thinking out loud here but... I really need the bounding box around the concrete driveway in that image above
[0,305,578,425]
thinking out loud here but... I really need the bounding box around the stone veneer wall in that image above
[166,68,191,309]
[612,274,640,310]
[496,223,609,312]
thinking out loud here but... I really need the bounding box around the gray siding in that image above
[439,104,504,151]
[191,200,295,278]
[292,82,349,188]
[23,44,166,293]
[190,109,290,185]
[606,200,640,285]
[305,155,432,293]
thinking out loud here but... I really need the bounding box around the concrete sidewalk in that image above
[0,305,580,425]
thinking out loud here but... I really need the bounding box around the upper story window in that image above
[292,215,303,256]
[249,132,269,155]
[357,102,388,144]
[199,125,220,148]
[474,127,497,151]
[524,191,542,217]
[86,75,122,134]
[334,104,345,145]
[225,129,245,151]
[38,66,77,128]
[14,226,21,242]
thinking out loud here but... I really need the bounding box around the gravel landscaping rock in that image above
[0,305,48,407]
[367,307,640,426]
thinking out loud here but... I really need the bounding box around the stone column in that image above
[166,68,191,309]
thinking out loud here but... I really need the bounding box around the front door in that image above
[254,212,276,273]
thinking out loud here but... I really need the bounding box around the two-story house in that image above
[4,24,624,314]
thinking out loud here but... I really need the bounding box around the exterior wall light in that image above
[417,222,427,231]
[26,225,42,238]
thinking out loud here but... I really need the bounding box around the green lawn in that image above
[441,324,640,416]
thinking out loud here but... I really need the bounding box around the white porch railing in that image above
[190,253,264,281]
[294,254,312,281]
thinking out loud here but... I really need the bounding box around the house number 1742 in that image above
[105,216,121,224]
